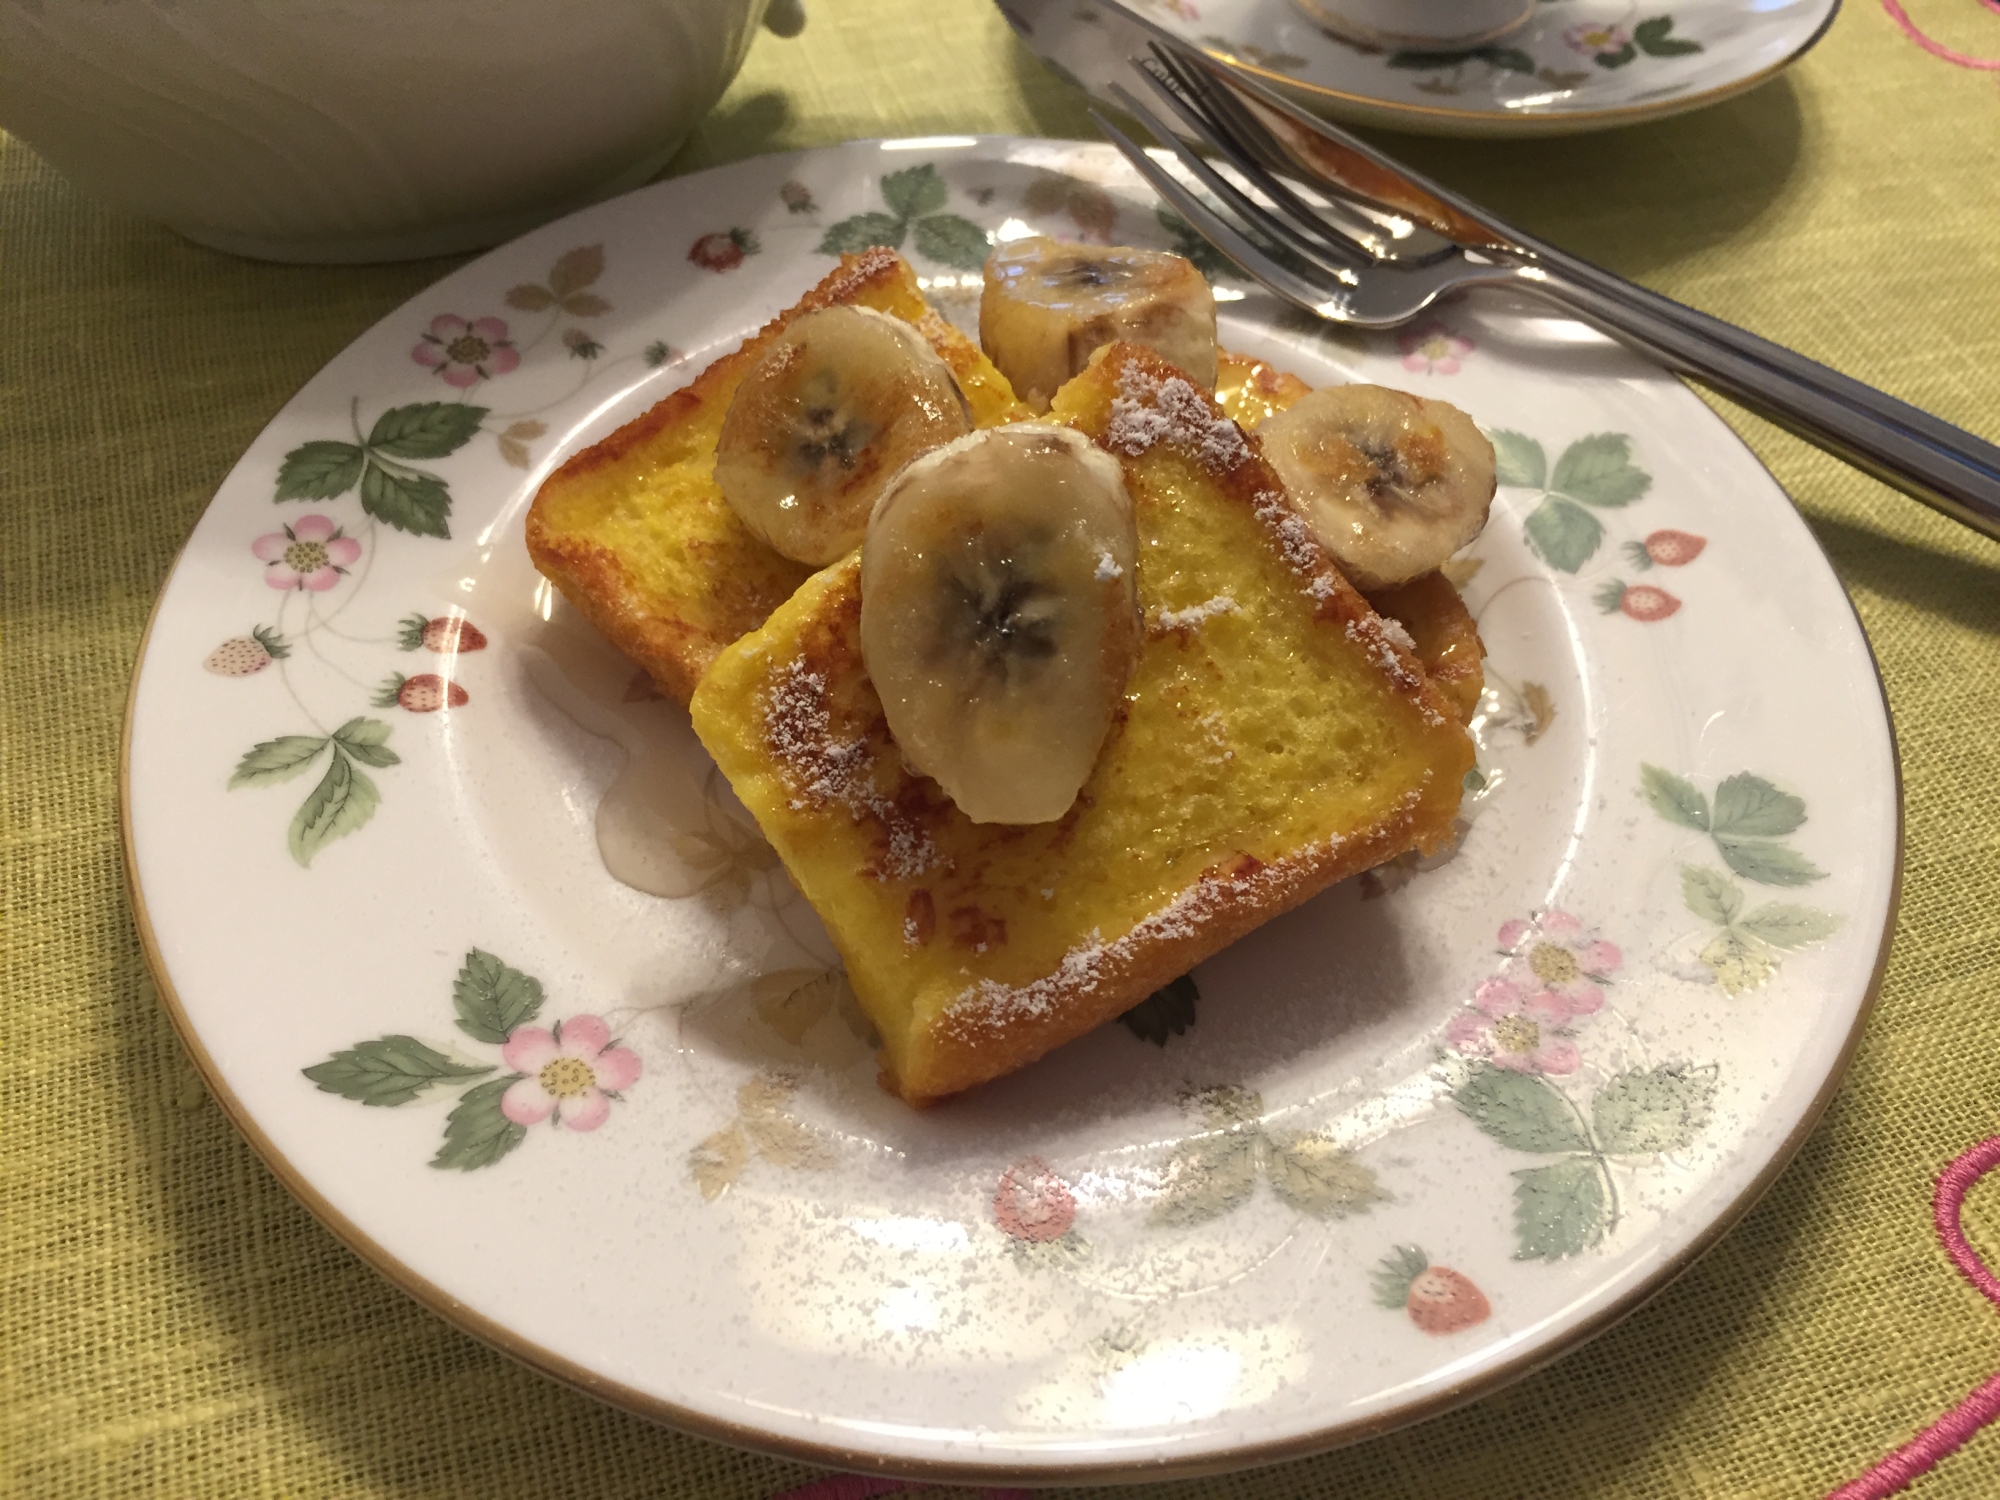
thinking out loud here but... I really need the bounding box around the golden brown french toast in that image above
[689,344,1476,1104]
[1214,351,1485,723]
[526,248,1030,702]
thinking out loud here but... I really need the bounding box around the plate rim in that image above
[119,133,1903,1482]
[1206,0,1843,136]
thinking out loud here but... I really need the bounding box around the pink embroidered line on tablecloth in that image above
[1880,0,2000,68]
[1827,1136,2000,1499]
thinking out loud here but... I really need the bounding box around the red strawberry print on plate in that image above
[204,625,289,676]
[1371,1244,1491,1334]
[375,672,468,712]
[1595,579,1682,621]
[994,1157,1076,1243]
[688,228,759,272]
[1623,529,1707,570]
[398,612,488,654]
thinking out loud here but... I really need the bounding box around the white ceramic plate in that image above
[125,138,1897,1482]
[1128,0,1840,135]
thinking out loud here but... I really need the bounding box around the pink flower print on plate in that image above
[994,1157,1076,1242]
[499,1015,641,1132]
[1447,981,1586,1074]
[1447,910,1622,1074]
[1496,908,1623,999]
[1566,22,1631,59]
[1398,321,1473,375]
[252,514,359,591]
[412,314,521,389]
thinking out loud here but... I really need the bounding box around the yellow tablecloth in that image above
[5,1,2000,1495]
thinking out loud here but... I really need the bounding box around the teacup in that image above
[1291,0,1534,50]
[0,0,804,263]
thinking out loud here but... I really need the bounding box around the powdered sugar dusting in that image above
[1152,593,1238,633]
[1250,488,1329,596]
[763,658,938,878]
[943,797,1424,1030]
[1379,615,1416,653]
[1106,362,1250,471]
[1345,617,1422,694]
[765,661,866,808]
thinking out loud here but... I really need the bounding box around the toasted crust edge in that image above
[897,792,1447,1105]
[525,248,961,703]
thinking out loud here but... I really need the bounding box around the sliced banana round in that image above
[981,235,1217,413]
[860,424,1140,825]
[715,304,973,566]
[1257,383,1495,590]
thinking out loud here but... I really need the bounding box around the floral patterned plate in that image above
[123,137,1897,1482]
[1124,0,1840,135]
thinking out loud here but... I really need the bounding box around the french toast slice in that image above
[690,344,1477,1104]
[1213,351,1486,723]
[526,249,1031,702]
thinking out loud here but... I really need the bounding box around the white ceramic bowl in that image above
[0,0,802,263]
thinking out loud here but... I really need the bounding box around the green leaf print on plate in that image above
[302,1036,493,1106]
[505,244,612,318]
[1453,1061,1719,1260]
[231,716,400,868]
[453,949,546,1044]
[913,213,993,269]
[1644,765,1842,994]
[365,401,488,460]
[1493,431,1652,573]
[880,163,948,220]
[275,399,488,540]
[1490,430,1547,489]
[1453,1064,1592,1154]
[230,733,333,786]
[303,951,641,1172]
[289,748,381,867]
[1592,1063,1719,1154]
[1513,1157,1607,1259]
[331,717,399,769]
[1120,973,1198,1045]
[1265,1130,1388,1218]
[1634,16,1703,56]
[276,441,366,500]
[434,1076,528,1171]
[817,165,990,270]
[817,211,905,256]
[1642,766,1828,886]
[1151,1086,1388,1227]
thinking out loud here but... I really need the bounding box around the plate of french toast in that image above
[124,138,1898,1479]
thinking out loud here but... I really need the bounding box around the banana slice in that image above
[715,304,973,565]
[860,424,1140,825]
[981,236,1217,413]
[1257,384,1495,590]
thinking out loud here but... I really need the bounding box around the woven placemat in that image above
[4,0,1999,1495]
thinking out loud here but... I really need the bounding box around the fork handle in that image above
[1511,236,2000,479]
[1509,263,2000,542]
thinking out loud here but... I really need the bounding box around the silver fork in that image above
[995,0,2000,540]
